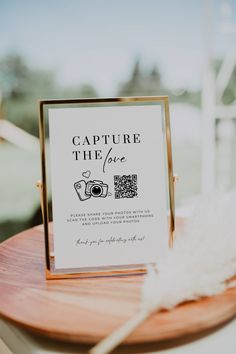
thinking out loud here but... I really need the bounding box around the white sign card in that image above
[39,98,174,277]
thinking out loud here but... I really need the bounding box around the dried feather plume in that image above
[89,190,236,354]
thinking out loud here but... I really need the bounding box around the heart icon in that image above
[82,170,91,179]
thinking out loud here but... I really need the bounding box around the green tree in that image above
[118,58,200,106]
[0,53,98,136]
[0,54,30,98]
[214,59,236,105]
[118,58,166,96]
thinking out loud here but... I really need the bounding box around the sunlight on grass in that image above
[0,143,41,221]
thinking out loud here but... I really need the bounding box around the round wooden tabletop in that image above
[1,220,236,344]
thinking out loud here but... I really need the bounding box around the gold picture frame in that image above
[38,96,176,279]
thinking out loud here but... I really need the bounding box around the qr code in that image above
[114,175,138,199]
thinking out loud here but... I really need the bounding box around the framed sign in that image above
[38,96,175,279]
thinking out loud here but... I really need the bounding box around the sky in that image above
[0,0,235,95]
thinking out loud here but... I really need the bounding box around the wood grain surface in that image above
[1,219,236,344]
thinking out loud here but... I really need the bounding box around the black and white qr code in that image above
[114,174,138,199]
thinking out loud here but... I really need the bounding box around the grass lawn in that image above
[0,143,42,241]
[0,142,41,220]
[173,143,202,203]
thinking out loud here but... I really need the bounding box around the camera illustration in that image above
[85,180,108,198]
[74,179,108,201]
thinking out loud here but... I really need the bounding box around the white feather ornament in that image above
[89,190,236,354]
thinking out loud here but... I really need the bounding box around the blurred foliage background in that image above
[0,53,202,241]
[0,0,236,242]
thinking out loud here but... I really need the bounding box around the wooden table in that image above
[1,315,236,354]
[1,221,236,353]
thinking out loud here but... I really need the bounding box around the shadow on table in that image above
[17,317,235,354]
